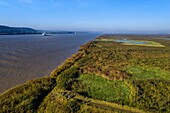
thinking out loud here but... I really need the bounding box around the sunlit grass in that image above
[126,66,170,80]
[78,74,130,102]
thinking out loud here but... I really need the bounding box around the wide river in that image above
[0,34,99,93]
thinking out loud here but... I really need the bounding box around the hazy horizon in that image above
[0,0,170,33]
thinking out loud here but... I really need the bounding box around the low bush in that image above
[0,77,56,113]
[57,67,79,89]
[130,79,170,112]
[62,99,80,112]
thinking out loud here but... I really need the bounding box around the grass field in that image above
[126,66,170,80]
[78,74,130,102]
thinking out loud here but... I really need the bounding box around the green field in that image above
[126,66,170,80]
[95,38,165,47]
[0,35,170,113]
[78,74,130,102]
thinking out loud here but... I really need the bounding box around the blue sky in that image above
[0,0,170,33]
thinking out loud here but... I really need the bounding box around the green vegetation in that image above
[130,79,170,112]
[0,35,170,113]
[77,74,130,102]
[38,87,145,113]
[38,87,82,113]
[0,77,56,113]
[126,66,170,80]
[56,67,79,90]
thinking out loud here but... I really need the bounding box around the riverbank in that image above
[0,34,98,93]
[0,35,170,112]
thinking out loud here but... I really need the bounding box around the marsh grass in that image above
[77,74,130,103]
[126,66,170,80]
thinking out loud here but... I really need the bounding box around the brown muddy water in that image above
[0,34,99,93]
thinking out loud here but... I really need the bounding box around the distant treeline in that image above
[0,25,37,35]
[0,25,80,35]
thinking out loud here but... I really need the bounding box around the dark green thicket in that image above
[0,77,56,113]
[62,100,81,113]
[57,67,79,90]
[131,79,170,112]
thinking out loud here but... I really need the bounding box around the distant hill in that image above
[37,30,77,34]
[0,25,80,35]
[0,25,98,35]
[0,25,37,35]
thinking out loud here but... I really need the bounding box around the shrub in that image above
[62,99,80,113]
[0,77,56,113]
[57,67,79,89]
[130,79,170,112]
